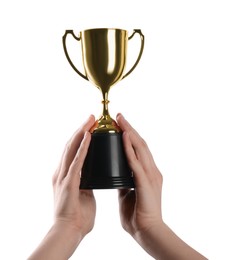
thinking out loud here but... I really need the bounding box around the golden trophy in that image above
[62,28,144,189]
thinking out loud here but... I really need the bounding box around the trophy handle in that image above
[62,30,88,80]
[122,29,145,79]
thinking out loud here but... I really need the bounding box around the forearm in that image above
[133,221,207,260]
[28,222,83,260]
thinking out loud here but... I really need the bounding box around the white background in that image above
[0,0,234,259]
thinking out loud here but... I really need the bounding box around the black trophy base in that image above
[80,132,135,189]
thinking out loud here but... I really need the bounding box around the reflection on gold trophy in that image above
[63,28,144,189]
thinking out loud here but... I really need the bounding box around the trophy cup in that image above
[62,28,144,189]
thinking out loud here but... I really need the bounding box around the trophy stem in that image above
[102,91,110,118]
[90,91,121,133]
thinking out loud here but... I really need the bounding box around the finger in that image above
[122,131,147,187]
[118,188,130,200]
[117,114,157,176]
[117,113,147,154]
[80,189,95,198]
[54,115,94,182]
[118,189,136,221]
[67,131,91,183]
[57,115,95,182]
[116,113,140,138]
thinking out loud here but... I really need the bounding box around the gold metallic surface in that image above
[63,28,144,133]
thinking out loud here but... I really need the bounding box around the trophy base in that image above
[80,132,135,189]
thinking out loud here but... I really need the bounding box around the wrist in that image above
[28,221,84,260]
[53,220,85,241]
[132,219,164,242]
[48,221,84,259]
[132,221,207,260]
[132,220,168,259]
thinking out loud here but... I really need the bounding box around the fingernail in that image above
[117,113,124,119]
[88,114,94,120]
[84,114,93,124]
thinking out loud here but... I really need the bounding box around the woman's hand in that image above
[29,115,96,260]
[52,115,96,236]
[117,113,163,236]
[117,113,207,260]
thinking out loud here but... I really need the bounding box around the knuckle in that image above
[140,137,148,148]
[52,172,58,186]
[158,172,163,184]
[65,141,71,153]
[126,151,137,166]
[130,156,138,166]
[74,156,83,167]
[64,180,73,191]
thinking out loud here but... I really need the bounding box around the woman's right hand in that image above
[117,113,163,236]
[117,113,207,260]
